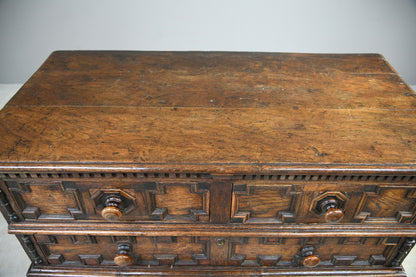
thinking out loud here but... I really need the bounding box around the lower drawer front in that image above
[27,234,404,268]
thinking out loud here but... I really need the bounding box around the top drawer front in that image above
[2,172,416,225]
[231,181,416,225]
[1,179,210,223]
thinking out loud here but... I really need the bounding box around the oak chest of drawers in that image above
[1,51,416,276]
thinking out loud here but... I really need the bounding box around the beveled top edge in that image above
[1,161,416,174]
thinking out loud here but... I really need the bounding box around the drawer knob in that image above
[114,243,132,266]
[302,255,321,268]
[324,207,344,223]
[101,195,123,221]
[102,206,123,221]
[300,245,320,268]
[318,198,344,223]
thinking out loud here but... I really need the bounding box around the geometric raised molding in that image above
[231,184,301,223]
[155,236,177,243]
[299,237,326,246]
[353,186,416,224]
[137,236,209,266]
[153,254,178,266]
[146,183,210,222]
[70,235,98,245]
[34,235,58,244]
[35,235,210,267]
[47,254,65,265]
[91,189,136,218]
[369,255,386,266]
[309,191,348,222]
[22,206,41,219]
[257,255,281,266]
[111,236,137,244]
[259,237,285,245]
[227,236,395,267]
[79,254,104,265]
[238,255,281,267]
[229,237,249,266]
[331,255,357,266]
[338,237,366,245]
[6,181,86,220]
[379,237,401,246]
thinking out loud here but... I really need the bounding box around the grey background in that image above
[0,0,415,85]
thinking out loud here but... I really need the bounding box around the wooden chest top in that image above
[0,51,415,173]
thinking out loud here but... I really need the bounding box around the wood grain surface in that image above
[2,52,416,277]
[0,51,415,172]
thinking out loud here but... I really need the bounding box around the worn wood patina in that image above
[0,51,415,276]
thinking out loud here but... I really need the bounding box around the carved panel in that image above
[34,235,209,266]
[24,233,407,268]
[89,182,210,222]
[231,184,301,223]
[138,236,209,266]
[6,181,86,220]
[4,179,211,222]
[353,185,416,223]
[229,237,393,267]
[146,183,210,221]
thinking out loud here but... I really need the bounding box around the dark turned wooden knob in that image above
[318,198,344,223]
[324,207,344,223]
[101,195,123,221]
[114,243,132,266]
[299,245,320,267]
[302,255,321,267]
